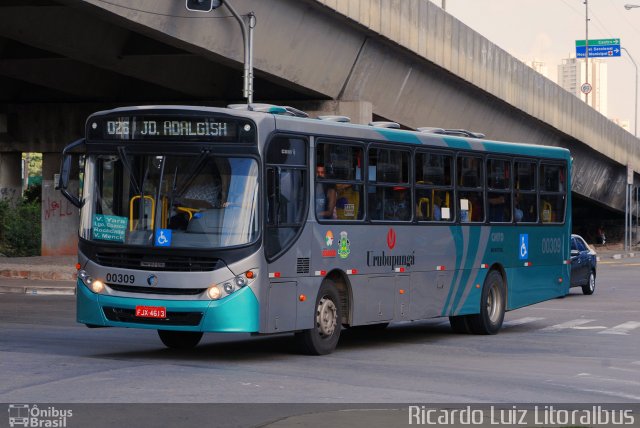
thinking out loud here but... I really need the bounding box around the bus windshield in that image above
[80,152,259,249]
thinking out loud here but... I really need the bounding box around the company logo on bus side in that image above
[387,228,396,250]
[368,228,416,271]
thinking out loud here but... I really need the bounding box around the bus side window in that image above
[514,160,537,223]
[487,158,511,223]
[415,151,454,222]
[457,155,484,222]
[539,163,566,223]
[318,141,364,221]
[369,146,410,221]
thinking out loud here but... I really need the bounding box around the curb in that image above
[0,269,77,281]
[0,284,75,295]
[611,252,636,260]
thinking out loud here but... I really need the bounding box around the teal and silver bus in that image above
[59,104,571,355]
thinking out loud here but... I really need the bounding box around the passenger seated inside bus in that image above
[335,183,360,219]
[488,194,508,222]
[385,187,410,220]
[315,164,337,219]
[416,190,451,221]
[459,192,483,222]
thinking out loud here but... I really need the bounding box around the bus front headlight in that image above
[207,285,222,300]
[78,269,105,294]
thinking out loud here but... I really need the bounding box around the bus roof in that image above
[86,104,570,161]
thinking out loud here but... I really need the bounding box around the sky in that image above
[443,0,640,134]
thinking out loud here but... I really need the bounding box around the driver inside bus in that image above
[169,158,231,229]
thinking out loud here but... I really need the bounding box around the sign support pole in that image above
[585,0,589,106]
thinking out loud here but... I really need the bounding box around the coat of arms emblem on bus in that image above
[337,231,350,259]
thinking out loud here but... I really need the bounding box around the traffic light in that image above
[185,0,223,12]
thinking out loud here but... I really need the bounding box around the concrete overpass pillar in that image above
[0,152,22,203]
[291,100,373,125]
[41,152,79,256]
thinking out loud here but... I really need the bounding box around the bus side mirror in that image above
[58,138,85,208]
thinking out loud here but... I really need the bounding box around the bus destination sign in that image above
[89,115,250,142]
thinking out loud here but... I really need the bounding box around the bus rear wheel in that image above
[157,330,203,349]
[295,282,342,355]
[468,270,505,335]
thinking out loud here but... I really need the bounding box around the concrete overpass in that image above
[0,0,638,254]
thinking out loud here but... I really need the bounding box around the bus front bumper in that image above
[76,281,260,332]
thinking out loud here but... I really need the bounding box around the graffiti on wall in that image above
[0,187,18,201]
[43,197,75,220]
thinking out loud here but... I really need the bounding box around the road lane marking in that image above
[598,321,640,335]
[572,325,607,330]
[541,319,596,331]
[503,317,545,327]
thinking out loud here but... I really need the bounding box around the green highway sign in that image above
[575,38,620,47]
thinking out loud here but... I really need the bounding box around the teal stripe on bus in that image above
[442,225,464,316]
[442,137,473,150]
[481,141,569,159]
[450,226,482,315]
[375,129,423,144]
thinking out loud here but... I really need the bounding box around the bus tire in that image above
[581,271,596,295]
[295,282,342,355]
[157,330,203,349]
[468,270,505,335]
[449,315,472,334]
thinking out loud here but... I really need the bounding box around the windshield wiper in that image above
[117,146,142,195]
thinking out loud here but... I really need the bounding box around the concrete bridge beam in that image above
[0,152,22,203]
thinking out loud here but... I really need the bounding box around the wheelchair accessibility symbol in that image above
[155,229,172,247]
[519,234,528,260]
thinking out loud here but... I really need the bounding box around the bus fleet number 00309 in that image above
[105,273,135,284]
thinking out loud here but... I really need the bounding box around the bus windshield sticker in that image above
[92,214,127,243]
[338,231,351,259]
[155,229,172,247]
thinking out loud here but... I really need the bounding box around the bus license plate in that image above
[135,306,166,319]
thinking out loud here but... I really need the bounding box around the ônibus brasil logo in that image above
[8,404,73,427]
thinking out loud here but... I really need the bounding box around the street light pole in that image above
[621,47,638,137]
[624,4,640,9]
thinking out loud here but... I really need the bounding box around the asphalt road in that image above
[1,259,639,409]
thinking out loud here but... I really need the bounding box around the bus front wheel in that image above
[295,282,342,355]
[468,270,505,335]
[157,330,203,349]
